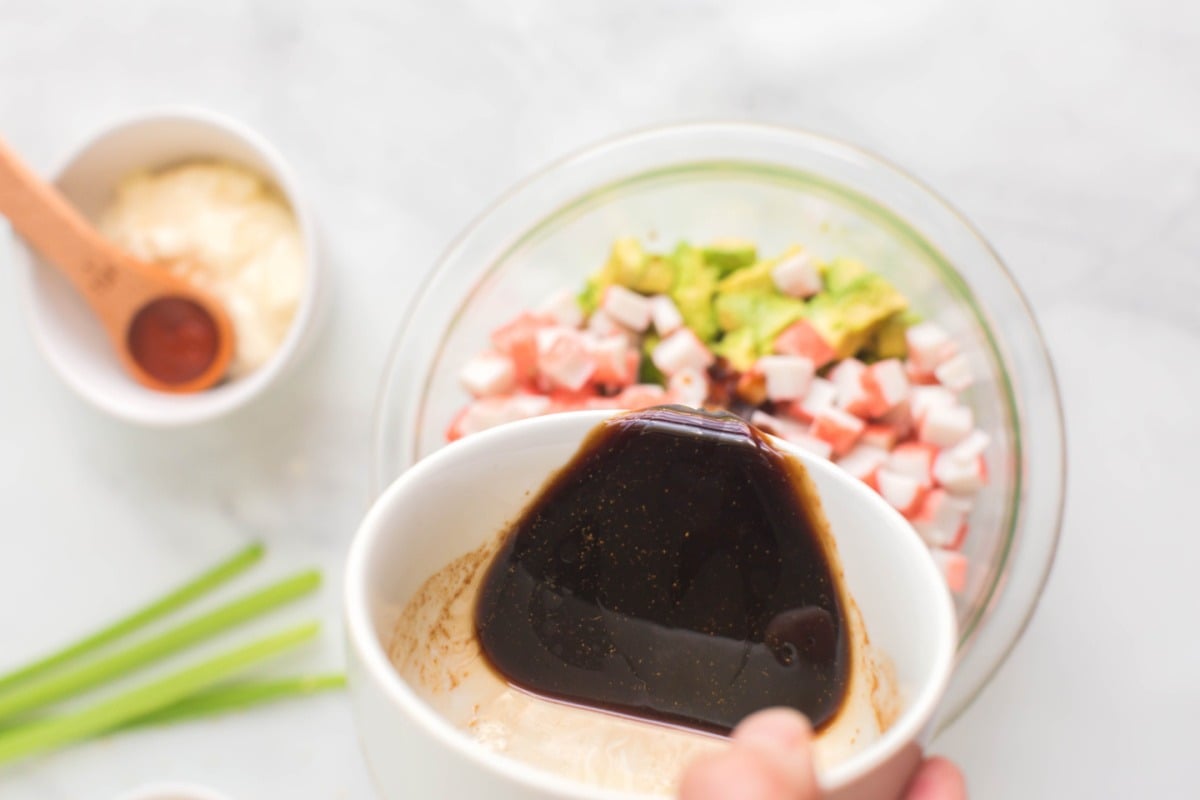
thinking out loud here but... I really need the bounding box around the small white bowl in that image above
[9,106,322,426]
[116,783,233,800]
[344,410,957,800]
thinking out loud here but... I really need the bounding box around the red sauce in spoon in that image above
[126,297,220,385]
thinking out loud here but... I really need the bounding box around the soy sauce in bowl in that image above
[474,405,852,735]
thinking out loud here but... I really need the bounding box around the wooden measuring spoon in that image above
[0,136,234,393]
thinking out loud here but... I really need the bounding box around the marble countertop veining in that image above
[1,1,1197,798]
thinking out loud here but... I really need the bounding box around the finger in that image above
[733,708,813,751]
[678,747,797,800]
[904,757,967,800]
[731,709,820,797]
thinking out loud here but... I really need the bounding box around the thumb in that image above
[733,709,821,797]
[678,709,821,800]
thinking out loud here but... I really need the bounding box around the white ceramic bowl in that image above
[9,106,322,426]
[345,410,957,800]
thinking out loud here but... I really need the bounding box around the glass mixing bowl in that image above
[371,123,1065,730]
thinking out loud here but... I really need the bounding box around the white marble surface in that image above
[0,1,1197,798]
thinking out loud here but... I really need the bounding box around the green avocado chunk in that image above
[820,257,869,295]
[807,272,908,358]
[639,332,665,384]
[579,237,678,313]
[701,239,758,275]
[717,260,776,294]
[712,326,760,372]
[715,290,808,345]
[864,311,912,361]
[668,244,720,342]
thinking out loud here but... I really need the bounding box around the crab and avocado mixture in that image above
[449,238,988,594]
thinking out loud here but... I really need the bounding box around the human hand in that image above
[678,709,966,800]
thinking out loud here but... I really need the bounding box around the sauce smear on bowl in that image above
[474,405,851,735]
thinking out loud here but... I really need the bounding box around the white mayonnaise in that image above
[101,161,305,380]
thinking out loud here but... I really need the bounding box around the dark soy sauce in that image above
[474,406,851,735]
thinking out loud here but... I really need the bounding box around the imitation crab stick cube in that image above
[905,321,957,373]
[931,549,969,594]
[536,327,596,391]
[950,521,969,550]
[537,288,584,329]
[911,489,972,548]
[459,352,517,398]
[446,393,552,441]
[757,355,815,402]
[668,367,709,408]
[649,295,684,336]
[750,411,833,459]
[490,312,547,382]
[910,385,957,423]
[860,423,900,451]
[811,407,866,456]
[584,395,625,411]
[829,358,865,395]
[616,383,668,410]
[918,403,974,448]
[876,469,927,518]
[751,409,799,438]
[934,353,974,393]
[829,359,872,418]
[862,358,911,416]
[946,429,991,462]
[546,389,598,413]
[601,285,653,332]
[445,407,473,442]
[933,450,987,495]
[773,320,837,369]
[905,359,940,386]
[589,336,638,387]
[587,309,638,346]
[789,434,835,460]
[836,444,889,487]
[876,401,914,439]
[784,377,837,423]
[771,251,823,298]
[886,442,937,488]
[508,394,553,420]
[652,328,715,376]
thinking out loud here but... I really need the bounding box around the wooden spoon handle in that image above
[0,136,129,306]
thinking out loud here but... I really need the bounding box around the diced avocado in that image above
[714,291,756,333]
[610,237,676,294]
[750,294,809,345]
[715,290,808,342]
[639,333,665,385]
[867,312,911,361]
[578,237,677,313]
[807,272,908,358]
[712,327,760,372]
[631,254,677,294]
[609,236,647,291]
[717,259,775,294]
[669,243,720,342]
[702,238,758,275]
[820,257,868,294]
